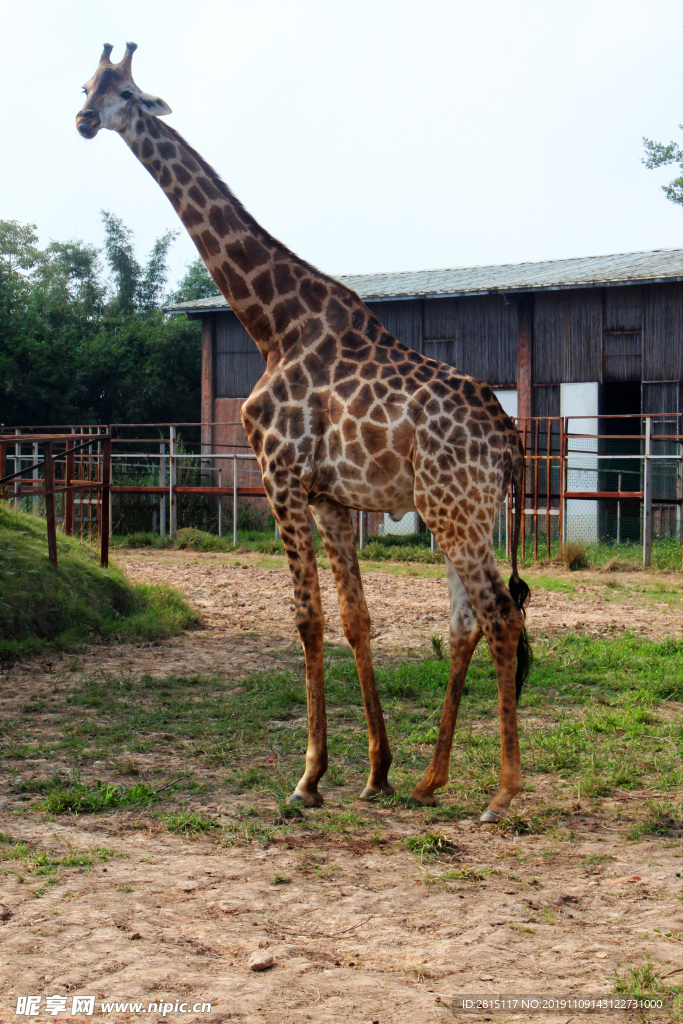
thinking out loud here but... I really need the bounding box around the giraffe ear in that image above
[138,90,172,117]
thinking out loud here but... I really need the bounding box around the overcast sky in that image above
[2,0,682,290]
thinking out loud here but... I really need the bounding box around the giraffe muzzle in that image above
[76,115,100,139]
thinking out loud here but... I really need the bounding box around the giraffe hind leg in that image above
[415,502,524,820]
[410,558,482,806]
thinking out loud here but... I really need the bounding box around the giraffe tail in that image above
[507,445,532,703]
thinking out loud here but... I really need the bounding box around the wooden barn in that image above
[167,248,683,543]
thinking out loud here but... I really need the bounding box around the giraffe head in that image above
[76,42,172,139]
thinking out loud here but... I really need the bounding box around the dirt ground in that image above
[1,552,682,1024]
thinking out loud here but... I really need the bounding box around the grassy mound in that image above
[0,504,198,661]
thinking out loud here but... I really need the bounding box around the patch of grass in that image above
[271,874,291,885]
[0,505,198,661]
[165,810,220,835]
[406,833,459,862]
[43,780,157,814]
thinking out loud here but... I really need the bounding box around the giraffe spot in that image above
[299,278,328,313]
[252,269,275,305]
[183,205,204,228]
[141,137,154,159]
[325,297,349,332]
[184,186,205,210]
[197,176,221,199]
[226,237,270,274]
[368,403,389,425]
[336,378,360,400]
[159,166,172,189]
[273,263,297,294]
[271,377,289,403]
[348,383,373,418]
[220,262,251,300]
[208,204,228,236]
[286,363,309,401]
[152,159,161,172]
[264,434,279,457]
[172,163,192,186]
[332,360,356,383]
[340,417,357,443]
[314,334,338,363]
[200,230,221,257]
[365,317,380,342]
[169,193,182,212]
[338,461,362,481]
[359,362,378,380]
[360,422,388,451]
[157,141,176,160]
[148,119,161,139]
[303,350,323,378]
[180,151,200,172]
[243,305,273,341]
[136,119,145,133]
[328,432,342,460]
[273,296,306,334]
[300,318,324,345]
[391,420,414,456]
[344,441,365,466]
[130,140,140,157]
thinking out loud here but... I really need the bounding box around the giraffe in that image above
[76,43,531,823]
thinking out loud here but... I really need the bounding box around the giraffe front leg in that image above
[270,499,328,808]
[311,500,394,799]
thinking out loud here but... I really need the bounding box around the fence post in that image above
[359,510,365,550]
[218,468,223,537]
[560,417,568,551]
[32,442,39,515]
[14,429,20,509]
[43,442,58,568]
[233,454,238,548]
[159,443,167,536]
[617,472,622,545]
[65,444,75,535]
[643,416,652,568]
[100,437,111,567]
[169,426,177,538]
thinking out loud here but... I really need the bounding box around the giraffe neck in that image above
[121,114,323,361]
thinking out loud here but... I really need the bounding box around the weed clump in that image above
[563,541,590,571]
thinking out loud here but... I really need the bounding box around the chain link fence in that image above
[4,416,682,567]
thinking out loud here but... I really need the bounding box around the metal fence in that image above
[2,415,682,568]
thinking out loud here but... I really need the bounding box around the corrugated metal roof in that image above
[165,248,683,313]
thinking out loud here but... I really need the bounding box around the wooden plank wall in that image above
[422,295,517,385]
[214,313,265,399]
[533,289,602,384]
[643,282,683,380]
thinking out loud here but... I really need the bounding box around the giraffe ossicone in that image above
[76,43,532,822]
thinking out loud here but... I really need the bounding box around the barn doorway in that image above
[599,381,641,542]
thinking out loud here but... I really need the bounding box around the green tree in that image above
[0,216,201,427]
[171,257,220,303]
[643,128,683,205]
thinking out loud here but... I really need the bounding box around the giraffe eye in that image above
[120,90,133,100]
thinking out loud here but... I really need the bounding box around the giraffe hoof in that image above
[287,789,323,808]
[408,792,439,807]
[360,784,395,800]
[479,807,502,823]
